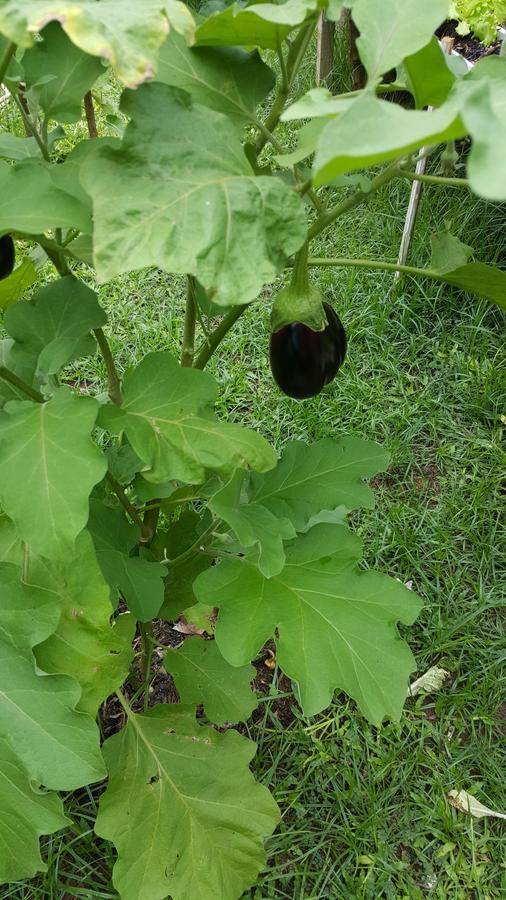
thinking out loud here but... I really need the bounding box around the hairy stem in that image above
[161,521,216,567]
[84,90,98,138]
[308,256,441,279]
[401,170,470,188]
[0,41,16,84]
[12,93,49,161]
[181,276,197,367]
[194,304,248,370]
[308,162,400,239]
[141,504,160,546]
[140,621,154,712]
[255,20,315,155]
[0,366,44,402]
[106,472,145,531]
[94,327,123,405]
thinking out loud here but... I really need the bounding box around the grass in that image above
[2,39,506,900]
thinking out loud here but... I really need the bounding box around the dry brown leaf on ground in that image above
[448,790,506,820]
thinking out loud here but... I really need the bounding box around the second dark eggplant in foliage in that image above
[270,302,347,399]
[0,235,15,280]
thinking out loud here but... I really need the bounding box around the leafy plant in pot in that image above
[0,2,504,898]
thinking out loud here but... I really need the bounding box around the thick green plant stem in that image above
[194,304,248,370]
[94,327,123,405]
[0,366,44,402]
[0,41,15,84]
[106,473,145,531]
[12,94,50,161]
[402,170,470,188]
[141,504,160,545]
[255,20,316,155]
[308,162,400,239]
[181,276,197,367]
[140,621,154,712]
[308,255,441,280]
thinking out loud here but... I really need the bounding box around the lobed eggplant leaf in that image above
[0,388,107,559]
[0,738,69,883]
[99,351,276,484]
[195,0,318,49]
[195,524,422,722]
[22,21,104,123]
[0,562,105,789]
[351,0,448,82]
[95,706,279,900]
[3,275,106,377]
[81,83,307,303]
[88,499,166,622]
[0,0,195,88]
[157,30,275,125]
[165,636,258,725]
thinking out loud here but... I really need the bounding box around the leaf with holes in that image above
[95,705,279,900]
[165,637,257,725]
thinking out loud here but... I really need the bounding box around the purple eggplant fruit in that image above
[0,235,15,280]
[270,302,347,399]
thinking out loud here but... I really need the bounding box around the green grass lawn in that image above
[5,175,504,900]
[2,46,505,900]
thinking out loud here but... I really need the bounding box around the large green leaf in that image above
[351,0,447,81]
[460,57,506,201]
[0,388,106,559]
[99,351,276,484]
[282,87,354,120]
[195,524,422,722]
[210,468,295,577]
[0,339,36,406]
[249,437,388,531]
[155,511,215,619]
[157,30,274,125]
[0,519,133,714]
[0,563,105,789]
[313,93,465,185]
[81,83,307,304]
[0,738,69,883]
[23,21,104,123]
[434,262,506,311]
[33,531,134,714]
[195,0,317,49]
[403,36,457,109]
[165,636,257,724]
[0,0,195,88]
[4,275,106,376]
[430,231,473,274]
[0,258,37,312]
[88,499,166,621]
[0,158,91,234]
[95,705,279,900]
[0,132,41,160]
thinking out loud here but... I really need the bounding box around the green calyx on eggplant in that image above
[270,243,347,399]
[0,234,14,280]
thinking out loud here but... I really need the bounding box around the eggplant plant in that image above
[0,1,504,898]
